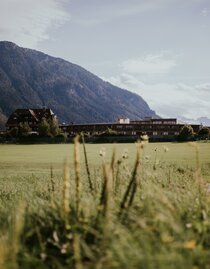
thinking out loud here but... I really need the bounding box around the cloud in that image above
[104,73,210,119]
[0,0,70,48]
[71,0,176,26]
[202,7,209,17]
[120,53,176,75]
[102,51,210,119]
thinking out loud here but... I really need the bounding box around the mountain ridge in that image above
[178,116,210,126]
[0,41,157,130]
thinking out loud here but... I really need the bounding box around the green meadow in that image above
[1,141,210,175]
[1,141,210,269]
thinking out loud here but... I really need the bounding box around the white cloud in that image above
[104,73,210,119]
[72,0,176,26]
[0,0,70,48]
[202,7,209,17]
[72,1,153,25]
[102,51,210,119]
[120,53,176,75]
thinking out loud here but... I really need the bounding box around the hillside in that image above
[0,41,157,130]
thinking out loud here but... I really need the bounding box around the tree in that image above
[38,118,61,137]
[38,118,51,137]
[105,128,117,136]
[18,122,31,137]
[198,127,210,140]
[8,127,19,137]
[178,125,194,141]
[49,119,61,137]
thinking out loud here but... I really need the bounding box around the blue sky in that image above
[0,0,210,120]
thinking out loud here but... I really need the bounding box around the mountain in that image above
[178,116,210,126]
[197,117,210,127]
[0,41,157,130]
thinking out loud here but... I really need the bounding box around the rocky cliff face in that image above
[0,41,157,129]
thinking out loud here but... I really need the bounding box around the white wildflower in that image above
[163,146,169,152]
[122,149,128,159]
[141,134,149,143]
[99,147,106,157]
[186,223,192,229]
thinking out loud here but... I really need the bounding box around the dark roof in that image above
[31,108,54,120]
[6,108,55,126]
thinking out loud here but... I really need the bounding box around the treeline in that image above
[0,118,68,143]
[8,118,61,137]
[177,125,210,141]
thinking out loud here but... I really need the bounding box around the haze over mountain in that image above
[178,116,210,127]
[0,41,157,130]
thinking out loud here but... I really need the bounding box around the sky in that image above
[0,0,210,121]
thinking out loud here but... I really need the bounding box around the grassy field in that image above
[0,141,210,175]
[1,140,210,269]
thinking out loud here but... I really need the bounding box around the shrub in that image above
[18,122,31,137]
[198,127,210,140]
[178,125,194,141]
[38,118,61,137]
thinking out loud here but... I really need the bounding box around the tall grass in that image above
[1,140,210,268]
[63,158,70,226]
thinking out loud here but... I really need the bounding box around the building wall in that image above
[60,120,201,140]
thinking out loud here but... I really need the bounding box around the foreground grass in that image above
[0,141,210,268]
